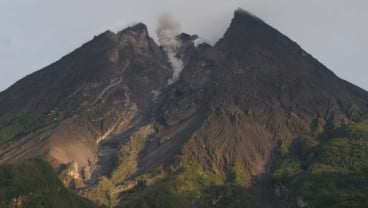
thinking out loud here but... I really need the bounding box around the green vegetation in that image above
[121,183,259,208]
[0,159,102,208]
[0,114,43,147]
[118,152,260,207]
[85,176,116,207]
[272,120,368,208]
[112,125,155,183]
[119,157,259,208]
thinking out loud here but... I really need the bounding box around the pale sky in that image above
[0,0,367,91]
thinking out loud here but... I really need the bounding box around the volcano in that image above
[0,9,368,208]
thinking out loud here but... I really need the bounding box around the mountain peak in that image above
[100,29,116,38]
[220,8,279,44]
[177,33,198,42]
[233,8,264,24]
[116,23,154,54]
[89,23,149,45]
[118,23,149,39]
[130,23,148,31]
[217,8,304,60]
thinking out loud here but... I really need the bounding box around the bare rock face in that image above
[0,23,171,186]
[0,8,368,206]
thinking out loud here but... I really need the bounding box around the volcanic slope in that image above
[0,9,368,207]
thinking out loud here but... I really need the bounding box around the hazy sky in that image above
[0,0,367,91]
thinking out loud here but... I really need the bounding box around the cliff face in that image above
[0,9,368,207]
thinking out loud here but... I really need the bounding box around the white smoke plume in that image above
[156,15,183,85]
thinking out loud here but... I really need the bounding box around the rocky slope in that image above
[0,9,368,207]
[0,23,171,185]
